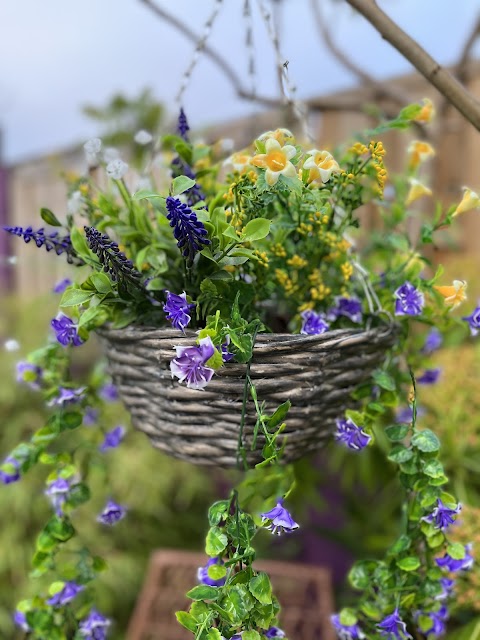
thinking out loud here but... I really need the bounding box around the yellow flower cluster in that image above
[307,211,330,226]
[297,302,314,312]
[369,141,385,160]
[247,170,258,183]
[254,250,269,268]
[349,142,368,156]
[287,254,308,269]
[223,182,237,204]
[318,230,340,248]
[310,283,331,301]
[274,268,298,295]
[341,262,354,281]
[225,208,245,228]
[271,243,287,258]
[297,222,313,236]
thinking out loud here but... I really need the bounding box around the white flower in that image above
[67,190,85,215]
[106,159,129,180]
[4,339,20,352]
[83,138,102,166]
[303,149,340,184]
[251,138,297,186]
[134,130,153,145]
[223,151,252,173]
[102,147,120,163]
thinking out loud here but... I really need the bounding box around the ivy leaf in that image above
[208,500,229,526]
[186,585,220,601]
[249,572,272,605]
[223,585,255,624]
[205,526,228,556]
[385,424,409,441]
[396,556,421,572]
[44,516,75,542]
[423,459,444,478]
[388,445,414,463]
[412,429,440,452]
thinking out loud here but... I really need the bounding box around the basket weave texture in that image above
[99,323,396,467]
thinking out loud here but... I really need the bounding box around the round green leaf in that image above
[186,585,220,601]
[396,556,421,571]
[205,526,228,556]
[249,572,272,605]
[411,429,440,452]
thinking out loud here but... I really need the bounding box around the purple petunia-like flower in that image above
[335,418,371,451]
[423,499,461,531]
[83,407,99,426]
[265,627,286,638]
[436,544,474,572]
[164,290,195,331]
[420,606,449,637]
[79,609,111,639]
[220,337,234,362]
[300,309,329,335]
[331,614,365,639]
[45,477,71,515]
[417,368,441,385]
[197,557,226,587]
[16,361,43,390]
[48,386,86,407]
[0,456,21,484]
[97,500,127,526]
[422,328,443,354]
[99,426,126,453]
[377,608,412,639]
[435,577,455,601]
[327,296,363,323]
[51,313,83,347]
[47,581,84,606]
[98,382,119,402]
[394,281,425,317]
[463,305,480,336]
[13,610,30,632]
[165,196,210,264]
[170,336,216,390]
[53,277,72,294]
[261,498,299,535]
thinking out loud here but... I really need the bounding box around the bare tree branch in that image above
[345,0,480,132]
[456,12,480,85]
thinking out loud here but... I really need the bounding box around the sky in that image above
[1,0,480,164]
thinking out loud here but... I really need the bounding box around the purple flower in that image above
[16,361,43,389]
[99,426,126,453]
[197,557,226,587]
[435,577,455,601]
[331,614,365,639]
[422,328,442,354]
[177,107,190,140]
[300,309,329,335]
[45,477,71,515]
[3,225,79,264]
[98,382,119,402]
[463,305,480,336]
[0,457,21,484]
[335,418,371,451]
[53,277,72,293]
[85,226,143,288]
[419,606,448,637]
[436,544,474,572]
[377,608,412,639]
[170,336,216,390]
[395,405,426,424]
[220,339,234,362]
[328,296,363,323]
[261,498,299,535]
[13,610,30,632]
[97,500,127,526]
[79,609,111,639]
[48,386,86,407]
[163,290,195,331]
[47,581,84,606]
[265,628,286,638]
[417,368,441,385]
[51,314,83,347]
[165,196,210,263]
[83,407,99,426]
[423,499,461,531]
[394,282,425,317]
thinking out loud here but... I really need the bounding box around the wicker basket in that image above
[98,323,396,467]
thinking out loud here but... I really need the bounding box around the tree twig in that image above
[345,0,480,132]
[456,12,480,85]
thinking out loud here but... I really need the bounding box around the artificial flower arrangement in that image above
[2,102,480,639]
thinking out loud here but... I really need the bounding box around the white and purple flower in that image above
[99,426,126,453]
[334,418,371,451]
[164,291,195,332]
[377,608,412,639]
[97,500,127,526]
[423,499,461,531]
[45,477,71,515]
[328,296,363,324]
[16,361,42,390]
[98,382,119,402]
[47,581,84,606]
[300,309,329,335]
[417,368,441,385]
[463,305,480,336]
[53,277,72,294]
[436,544,474,572]
[170,336,216,390]
[394,282,425,317]
[0,456,21,484]
[260,498,299,535]
[13,610,31,632]
[197,557,226,587]
[78,608,111,639]
[264,627,286,638]
[418,606,448,637]
[51,314,83,347]
[421,328,442,354]
[48,386,86,407]
[331,613,365,639]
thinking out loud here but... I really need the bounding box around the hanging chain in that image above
[243,0,257,101]
[175,0,224,107]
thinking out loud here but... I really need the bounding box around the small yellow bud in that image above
[414,98,435,124]
[406,179,432,206]
[453,187,480,217]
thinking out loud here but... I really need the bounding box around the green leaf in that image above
[78,304,109,328]
[92,556,108,572]
[266,401,291,429]
[412,429,440,452]
[132,189,164,201]
[223,585,255,624]
[208,564,227,581]
[66,483,91,507]
[385,424,409,441]
[388,444,414,463]
[172,175,196,196]
[208,500,229,526]
[339,609,358,627]
[389,534,411,555]
[90,272,113,294]
[372,370,396,391]
[36,531,57,553]
[207,629,223,640]
[40,207,62,226]
[444,616,480,640]
[447,542,466,560]
[70,226,92,259]
[242,218,271,241]
[396,556,420,571]
[243,632,262,640]
[60,412,83,430]
[60,288,95,307]
[223,226,241,241]
[205,526,228,556]
[249,572,272,605]
[186,585,220,601]
[45,516,75,542]
[348,560,378,590]
[175,611,197,633]
[423,459,444,478]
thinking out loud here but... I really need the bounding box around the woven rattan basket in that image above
[98,322,396,467]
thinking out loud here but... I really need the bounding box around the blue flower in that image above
[417,368,441,385]
[165,196,210,263]
[0,457,21,484]
[45,477,71,515]
[395,405,426,424]
[98,382,119,402]
[177,107,190,140]
[436,544,473,572]
[422,328,442,354]
[47,581,84,606]
[334,418,371,451]
[83,407,99,426]
[265,627,286,638]
[300,309,329,335]
[377,608,412,639]
[3,225,79,264]
[463,305,480,336]
[79,609,111,639]
[170,336,216,390]
[53,277,72,294]
[97,500,127,526]
[13,610,30,632]
[220,337,234,362]
[16,361,43,389]
[423,499,461,531]
[435,577,455,601]
[164,290,195,331]
[51,313,83,347]
[48,386,86,407]
[197,557,226,587]
[331,613,365,639]
[99,426,126,453]
[419,606,448,637]
[260,498,299,535]
[394,282,425,316]
[328,296,363,323]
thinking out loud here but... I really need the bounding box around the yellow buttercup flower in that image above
[453,187,480,216]
[434,280,467,309]
[406,179,432,206]
[414,98,436,124]
[408,140,435,170]
[251,138,297,186]
[303,149,340,184]
[257,128,295,146]
[223,151,252,174]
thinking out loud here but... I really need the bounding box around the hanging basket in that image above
[98,322,396,467]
